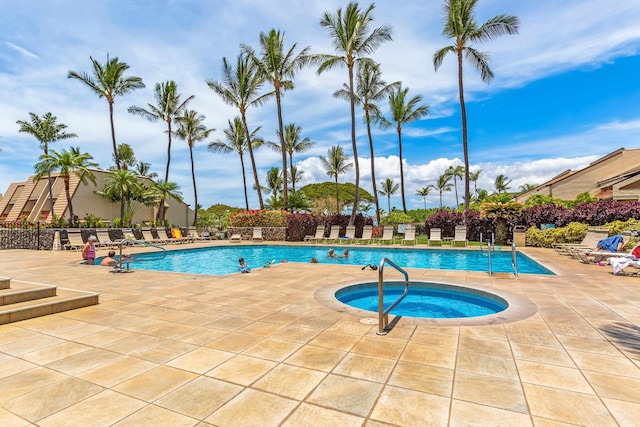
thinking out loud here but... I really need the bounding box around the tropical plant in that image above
[432,172,453,208]
[287,189,313,213]
[416,186,432,210]
[518,183,537,194]
[480,201,523,244]
[494,174,512,193]
[469,168,482,196]
[314,1,392,225]
[209,117,263,210]
[97,169,149,226]
[111,143,137,170]
[263,167,283,200]
[17,112,78,216]
[148,180,183,225]
[380,211,414,226]
[68,55,145,169]
[336,60,400,223]
[174,109,215,226]
[207,53,272,209]
[377,85,428,213]
[378,178,399,214]
[319,145,354,214]
[433,0,519,211]
[243,29,310,208]
[33,147,97,226]
[135,161,158,179]
[128,80,194,183]
[288,165,304,190]
[445,165,465,208]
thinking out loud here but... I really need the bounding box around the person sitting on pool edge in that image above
[238,258,251,273]
[327,248,337,257]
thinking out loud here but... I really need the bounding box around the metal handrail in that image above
[511,242,519,277]
[115,239,166,270]
[487,243,493,276]
[377,257,410,336]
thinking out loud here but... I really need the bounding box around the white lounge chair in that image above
[428,228,442,246]
[356,225,373,244]
[229,233,242,243]
[453,225,468,247]
[376,225,395,245]
[339,225,356,244]
[324,225,340,243]
[252,227,263,241]
[305,225,325,243]
[401,226,416,245]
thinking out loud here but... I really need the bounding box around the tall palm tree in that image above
[320,145,353,214]
[445,164,465,208]
[264,167,283,201]
[135,161,158,179]
[174,110,215,226]
[208,118,263,210]
[494,174,512,193]
[33,147,97,226]
[433,0,519,211]
[99,169,145,226]
[378,85,428,213]
[336,61,399,224]
[243,29,311,209]
[68,55,144,170]
[314,1,392,225]
[149,180,182,225]
[128,81,194,184]
[113,143,137,170]
[378,178,399,213]
[431,173,453,208]
[416,186,432,211]
[207,54,272,209]
[469,168,482,196]
[265,123,314,191]
[17,112,77,217]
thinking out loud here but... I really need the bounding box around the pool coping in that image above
[314,279,538,327]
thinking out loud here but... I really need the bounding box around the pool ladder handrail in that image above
[376,257,410,336]
[116,239,167,270]
[511,242,519,277]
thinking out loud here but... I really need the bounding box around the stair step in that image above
[0,283,58,305]
[0,287,99,325]
[0,276,10,290]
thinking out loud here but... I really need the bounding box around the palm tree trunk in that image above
[109,101,120,170]
[348,63,359,226]
[120,191,126,225]
[289,152,295,191]
[64,176,73,226]
[457,49,470,213]
[397,125,407,214]
[454,178,459,208]
[241,114,263,209]
[439,191,443,209]
[239,154,249,210]
[190,145,198,227]
[365,111,380,224]
[275,89,288,209]
[335,176,340,214]
[387,195,391,213]
[165,120,172,183]
[46,172,55,219]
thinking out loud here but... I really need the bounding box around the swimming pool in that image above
[121,245,553,276]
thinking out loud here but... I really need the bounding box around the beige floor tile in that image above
[333,353,396,383]
[20,341,91,365]
[47,323,109,340]
[0,407,31,426]
[166,347,234,374]
[0,334,64,356]
[531,417,580,427]
[506,330,562,347]
[73,328,139,347]
[259,311,305,325]
[410,329,459,349]
[254,364,326,400]
[103,334,166,355]
[0,326,41,345]
[351,336,405,359]
[523,383,617,426]
[453,371,528,413]
[602,397,640,427]
[0,355,37,380]
[327,317,375,335]
[204,388,297,427]
[112,365,197,402]
[131,339,198,364]
[145,322,198,339]
[516,360,594,394]
[205,332,263,352]
[582,370,640,401]
[45,348,119,376]
[37,389,146,427]
[370,385,450,426]
[3,377,104,422]
[557,334,624,357]
[173,327,228,346]
[450,399,533,427]
[510,342,575,367]
[155,376,243,419]
[0,367,67,403]
[237,320,285,337]
[568,349,640,377]
[242,338,302,362]
[308,330,361,351]
[282,403,364,427]
[208,316,254,331]
[112,404,198,426]
[77,356,157,388]
[205,354,277,385]
[460,324,507,341]
[269,325,322,343]
[458,335,512,358]
[388,361,453,396]
[456,350,519,380]
[307,374,383,417]
[285,344,346,371]
[400,342,456,369]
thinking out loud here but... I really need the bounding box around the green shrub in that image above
[380,211,414,226]
[230,210,288,227]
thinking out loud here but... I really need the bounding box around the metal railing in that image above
[487,243,493,276]
[511,242,519,277]
[114,239,166,271]
[376,257,410,336]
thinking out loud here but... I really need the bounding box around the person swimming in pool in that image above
[327,248,337,257]
[342,249,349,257]
[238,258,251,273]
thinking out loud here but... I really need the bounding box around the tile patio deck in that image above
[0,243,639,426]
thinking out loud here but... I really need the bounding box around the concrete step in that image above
[0,283,57,305]
[0,276,10,290]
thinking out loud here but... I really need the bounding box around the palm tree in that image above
[320,145,353,214]
[336,61,399,224]
[243,29,310,208]
[433,0,519,211]
[518,183,537,194]
[99,169,146,226]
[135,161,158,179]
[378,85,428,213]
[432,173,453,208]
[494,174,512,193]
[174,110,215,226]
[315,1,392,225]
[149,180,182,226]
[33,147,97,225]
[416,186,432,210]
[207,54,272,209]
[113,143,137,170]
[17,112,77,217]
[469,168,482,196]
[128,81,194,184]
[288,165,304,190]
[378,178,399,213]
[68,55,144,170]
[208,118,263,210]
[445,164,465,208]
[264,167,283,201]
[265,123,314,191]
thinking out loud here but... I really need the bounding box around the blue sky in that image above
[1,0,639,212]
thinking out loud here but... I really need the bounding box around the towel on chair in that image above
[597,235,623,252]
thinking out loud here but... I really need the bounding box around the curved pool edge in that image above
[314,280,538,327]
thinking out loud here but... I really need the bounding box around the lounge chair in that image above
[553,229,608,254]
[142,229,166,245]
[453,225,468,247]
[401,226,416,245]
[229,233,242,242]
[610,256,640,275]
[324,225,341,243]
[355,225,373,244]
[95,230,119,248]
[252,227,263,241]
[305,225,325,243]
[63,231,85,251]
[339,225,356,244]
[187,229,206,242]
[428,228,442,246]
[376,225,395,245]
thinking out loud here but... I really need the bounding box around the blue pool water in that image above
[120,245,553,276]
[336,282,508,318]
